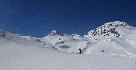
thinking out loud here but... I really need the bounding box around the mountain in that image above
[84,21,136,39]
[83,21,136,57]
[41,31,87,53]
[40,21,136,57]
[0,21,136,56]
[0,21,136,70]
[48,30,64,36]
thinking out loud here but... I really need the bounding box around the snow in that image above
[0,21,136,70]
[0,39,136,70]
[83,21,136,57]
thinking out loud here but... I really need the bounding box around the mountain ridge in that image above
[0,21,136,57]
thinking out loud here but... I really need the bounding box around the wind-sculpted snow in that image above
[0,21,136,70]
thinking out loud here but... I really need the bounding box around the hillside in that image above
[0,21,136,70]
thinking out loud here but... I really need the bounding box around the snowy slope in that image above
[0,21,136,70]
[0,38,136,70]
[40,30,88,53]
[84,21,136,39]
[83,21,136,57]
[35,21,136,57]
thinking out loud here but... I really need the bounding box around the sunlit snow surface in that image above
[0,21,136,70]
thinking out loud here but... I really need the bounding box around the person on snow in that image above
[79,48,82,54]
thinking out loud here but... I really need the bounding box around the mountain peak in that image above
[84,21,134,40]
[104,21,127,27]
[48,30,63,36]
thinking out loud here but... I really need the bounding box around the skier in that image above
[79,48,82,54]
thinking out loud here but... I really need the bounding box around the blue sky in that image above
[0,0,136,37]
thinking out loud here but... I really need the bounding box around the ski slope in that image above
[0,38,136,70]
[0,21,136,70]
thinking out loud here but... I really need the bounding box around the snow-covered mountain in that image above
[84,21,136,39]
[1,21,136,56]
[83,21,136,57]
[39,21,136,57]
[0,21,136,70]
